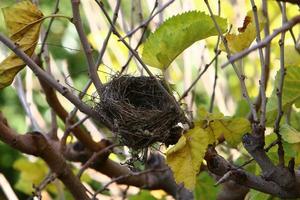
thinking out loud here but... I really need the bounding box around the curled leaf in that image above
[220,10,266,53]
[142,11,227,70]
[0,0,44,89]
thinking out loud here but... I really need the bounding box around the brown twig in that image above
[92,168,168,199]
[71,0,103,92]
[77,144,118,178]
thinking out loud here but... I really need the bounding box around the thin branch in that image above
[92,168,168,198]
[179,50,221,101]
[274,2,287,167]
[33,173,57,200]
[209,0,221,113]
[250,0,267,129]
[204,0,259,123]
[14,75,41,131]
[71,0,103,92]
[77,144,118,178]
[120,0,158,75]
[221,15,300,68]
[38,0,60,57]
[120,0,175,40]
[0,33,113,130]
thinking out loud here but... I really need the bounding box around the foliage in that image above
[166,125,209,190]
[220,10,266,53]
[142,11,227,69]
[0,0,43,89]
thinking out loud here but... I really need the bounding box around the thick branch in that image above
[0,113,89,200]
[65,146,192,199]
[205,147,300,198]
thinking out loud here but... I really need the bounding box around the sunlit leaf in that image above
[267,66,300,124]
[199,108,251,146]
[0,0,44,89]
[166,126,209,190]
[220,10,266,53]
[280,124,300,143]
[142,11,227,69]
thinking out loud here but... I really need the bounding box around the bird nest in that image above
[95,75,184,149]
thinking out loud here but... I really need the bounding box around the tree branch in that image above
[0,33,113,130]
[221,15,300,68]
[0,112,90,200]
[71,0,103,92]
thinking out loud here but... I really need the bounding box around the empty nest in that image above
[95,75,184,149]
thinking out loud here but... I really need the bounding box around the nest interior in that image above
[95,75,183,149]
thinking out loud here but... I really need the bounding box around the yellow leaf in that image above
[166,126,209,190]
[0,0,44,89]
[198,108,251,146]
[220,10,266,53]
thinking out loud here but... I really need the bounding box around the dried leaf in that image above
[0,0,44,89]
[220,10,266,53]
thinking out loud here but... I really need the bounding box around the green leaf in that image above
[267,66,300,124]
[194,172,220,200]
[13,157,55,195]
[166,126,209,190]
[280,124,300,143]
[0,0,44,89]
[142,11,227,69]
[245,189,272,200]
